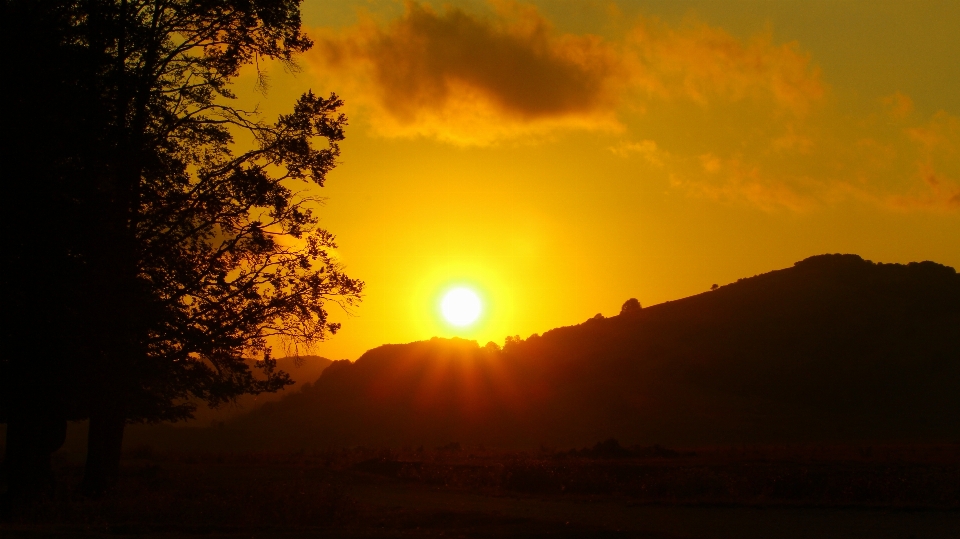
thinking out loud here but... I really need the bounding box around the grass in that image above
[344,441,960,508]
[2,443,959,538]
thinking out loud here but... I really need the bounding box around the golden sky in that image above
[239,0,960,361]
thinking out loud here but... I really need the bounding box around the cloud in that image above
[609,139,665,166]
[307,1,825,145]
[303,2,956,213]
[894,110,960,210]
[662,108,960,213]
[622,18,824,115]
[310,1,622,144]
[771,125,814,154]
[669,155,823,213]
[882,91,914,120]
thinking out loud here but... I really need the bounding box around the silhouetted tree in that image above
[503,335,523,353]
[2,0,114,497]
[620,298,642,315]
[2,0,362,494]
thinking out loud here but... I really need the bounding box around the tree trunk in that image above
[81,401,127,495]
[2,409,67,499]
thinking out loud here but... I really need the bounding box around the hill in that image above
[177,255,960,450]
[177,355,335,426]
[88,356,335,454]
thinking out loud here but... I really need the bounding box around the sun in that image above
[440,287,482,327]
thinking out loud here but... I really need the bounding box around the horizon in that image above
[223,0,960,361]
[119,253,960,451]
[317,253,959,359]
[3,3,959,533]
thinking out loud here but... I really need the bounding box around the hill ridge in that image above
[166,254,960,450]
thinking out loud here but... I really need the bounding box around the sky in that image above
[236,0,959,362]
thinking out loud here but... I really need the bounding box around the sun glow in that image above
[440,287,482,327]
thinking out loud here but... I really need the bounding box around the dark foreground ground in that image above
[2,443,959,538]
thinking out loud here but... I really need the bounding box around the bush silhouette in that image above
[620,298,642,315]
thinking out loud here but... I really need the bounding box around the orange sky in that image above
[236,1,959,362]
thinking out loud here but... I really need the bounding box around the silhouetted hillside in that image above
[190,255,960,450]
[179,355,335,426]
[79,356,336,454]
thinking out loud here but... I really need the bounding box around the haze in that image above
[4,3,959,535]
[226,0,960,360]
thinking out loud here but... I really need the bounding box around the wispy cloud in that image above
[668,154,824,213]
[882,91,914,120]
[609,139,666,166]
[896,110,960,210]
[653,106,960,213]
[621,17,824,115]
[304,2,956,213]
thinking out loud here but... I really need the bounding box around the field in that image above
[3,442,959,538]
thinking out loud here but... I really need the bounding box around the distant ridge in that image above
[174,255,960,450]
[154,355,334,427]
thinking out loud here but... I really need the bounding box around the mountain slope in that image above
[227,254,960,449]
[177,355,334,426]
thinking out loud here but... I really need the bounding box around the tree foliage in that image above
[2,0,362,491]
[85,0,362,419]
[619,298,641,315]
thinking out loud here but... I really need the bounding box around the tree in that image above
[2,0,362,494]
[619,298,641,315]
[3,0,114,496]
